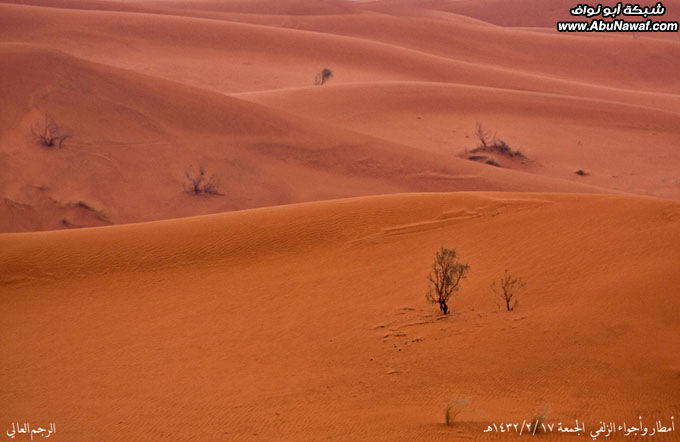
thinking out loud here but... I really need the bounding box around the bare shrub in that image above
[61,218,76,228]
[445,399,469,427]
[426,247,470,315]
[314,68,333,85]
[184,165,221,195]
[491,269,526,311]
[31,112,70,148]
[529,406,550,435]
[475,122,494,149]
[471,123,525,159]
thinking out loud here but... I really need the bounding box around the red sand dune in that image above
[1,193,679,440]
[2,2,679,97]
[0,43,612,233]
[1,0,679,231]
[239,81,680,200]
[1,0,679,440]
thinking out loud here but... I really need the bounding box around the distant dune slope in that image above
[188,12,680,94]
[1,2,679,98]
[239,82,680,200]
[1,44,605,232]
[1,192,679,440]
[1,0,679,232]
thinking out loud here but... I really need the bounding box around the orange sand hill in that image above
[1,192,679,440]
[0,43,606,233]
[1,0,680,232]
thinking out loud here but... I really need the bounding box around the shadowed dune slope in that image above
[1,192,679,440]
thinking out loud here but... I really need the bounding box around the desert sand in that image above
[1,0,679,440]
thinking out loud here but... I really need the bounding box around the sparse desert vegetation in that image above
[61,217,76,228]
[184,165,222,195]
[529,406,550,435]
[445,398,469,427]
[491,269,526,311]
[475,122,494,150]
[31,112,70,149]
[466,123,525,167]
[314,68,333,85]
[426,247,469,315]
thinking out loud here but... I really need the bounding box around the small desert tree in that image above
[31,112,70,148]
[491,269,526,311]
[184,165,221,195]
[426,247,470,315]
[314,68,333,85]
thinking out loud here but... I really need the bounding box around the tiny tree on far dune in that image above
[31,112,70,149]
[314,68,333,85]
[184,165,222,195]
[491,269,526,311]
[426,247,470,315]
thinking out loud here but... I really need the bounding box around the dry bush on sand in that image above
[314,68,333,85]
[470,122,525,159]
[426,247,469,315]
[445,399,469,426]
[528,406,550,434]
[31,112,71,149]
[184,165,222,195]
[491,269,526,312]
